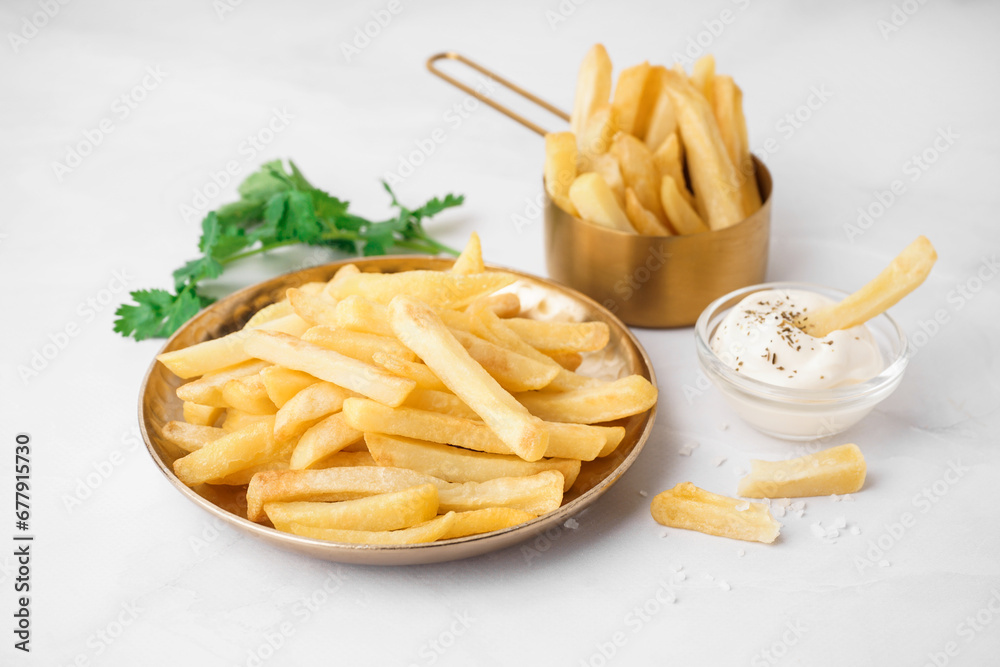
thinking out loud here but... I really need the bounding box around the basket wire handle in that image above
[425,52,569,137]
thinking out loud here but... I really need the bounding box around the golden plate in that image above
[139,256,657,565]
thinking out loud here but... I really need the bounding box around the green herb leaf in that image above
[115,159,463,341]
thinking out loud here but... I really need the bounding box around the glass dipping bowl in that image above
[694,282,909,441]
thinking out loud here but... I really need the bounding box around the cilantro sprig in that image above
[114,160,463,341]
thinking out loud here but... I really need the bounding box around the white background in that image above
[3,1,999,665]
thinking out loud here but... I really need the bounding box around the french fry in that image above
[366,433,580,491]
[713,75,761,215]
[162,421,226,452]
[660,175,710,235]
[611,62,652,135]
[515,375,658,424]
[183,402,223,427]
[334,295,394,337]
[440,507,537,539]
[273,381,352,442]
[465,304,598,392]
[611,133,668,224]
[287,288,340,327]
[264,484,438,532]
[246,467,564,522]
[215,460,290,486]
[176,360,270,407]
[301,325,417,364]
[653,133,695,208]
[547,351,582,371]
[545,132,580,217]
[326,271,516,309]
[500,318,610,354]
[389,296,550,461]
[570,43,613,137]
[403,388,479,420]
[641,68,678,152]
[322,263,362,299]
[259,366,319,408]
[797,236,937,337]
[342,398,607,460]
[474,292,520,318]
[372,353,448,391]
[221,373,277,415]
[247,466,441,521]
[690,54,716,108]
[451,232,485,275]
[738,444,867,498]
[243,300,294,329]
[650,482,781,544]
[311,451,376,469]
[157,314,310,379]
[173,418,282,486]
[243,330,415,407]
[221,409,272,432]
[437,471,564,514]
[625,187,672,236]
[577,104,618,158]
[279,512,456,545]
[579,152,626,207]
[290,413,363,470]
[661,69,745,230]
[569,173,636,234]
[450,330,559,392]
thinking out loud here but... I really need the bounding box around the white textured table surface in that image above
[4,1,999,665]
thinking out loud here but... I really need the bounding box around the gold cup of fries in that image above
[543,47,772,328]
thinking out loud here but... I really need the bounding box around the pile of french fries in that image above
[157,233,658,545]
[545,45,762,235]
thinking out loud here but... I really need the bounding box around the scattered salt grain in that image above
[714,456,728,467]
[638,490,648,498]
[772,505,786,518]
[736,549,745,558]
[564,518,579,530]
[678,442,700,456]
[718,580,731,591]
[735,502,750,512]
[773,498,791,508]
[849,525,861,536]
[878,560,891,568]
[841,494,855,502]
[676,571,687,582]
[719,422,730,431]
[810,523,826,538]
[833,516,847,529]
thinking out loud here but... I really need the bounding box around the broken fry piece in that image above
[651,482,781,543]
[737,443,867,498]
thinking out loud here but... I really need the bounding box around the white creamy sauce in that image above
[711,289,883,390]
